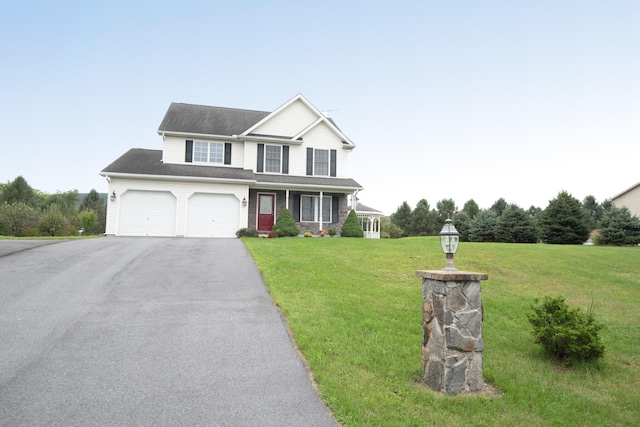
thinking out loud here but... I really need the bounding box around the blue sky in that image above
[1,0,638,214]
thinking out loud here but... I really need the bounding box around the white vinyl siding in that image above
[300,196,331,222]
[251,99,318,137]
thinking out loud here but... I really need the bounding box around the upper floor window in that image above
[194,141,223,163]
[265,145,281,173]
[257,144,289,174]
[314,149,329,176]
[307,148,337,177]
[185,140,232,165]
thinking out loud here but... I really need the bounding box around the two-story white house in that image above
[100,94,364,238]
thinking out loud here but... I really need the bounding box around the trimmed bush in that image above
[526,296,605,364]
[327,228,337,237]
[341,210,364,238]
[236,227,259,238]
[271,208,299,237]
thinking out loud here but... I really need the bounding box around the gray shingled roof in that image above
[101,149,363,190]
[101,149,255,181]
[158,103,270,136]
[255,173,362,190]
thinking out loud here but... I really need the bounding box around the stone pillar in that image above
[416,270,488,394]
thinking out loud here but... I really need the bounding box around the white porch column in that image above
[319,191,324,232]
[286,190,289,210]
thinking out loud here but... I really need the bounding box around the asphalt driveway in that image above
[0,238,337,426]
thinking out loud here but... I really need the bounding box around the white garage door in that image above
[119,191,176,237]
[187,193,239,238]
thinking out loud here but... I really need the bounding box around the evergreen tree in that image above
[390,201,412,237]
[271,208,299,237]
[436,198,457,222]
[0,176,37,207]
[597,206,640,246]
[452,211,471,242]
[494,204,538,243]
[462,199,480,219]
[410,199,431,235]
[490,198,508,217]
[582,195,602,230]
[341,209,364,237]
[468,209,498,242]
[539,191,591,244]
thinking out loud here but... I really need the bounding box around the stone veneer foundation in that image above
[416,270,488,394]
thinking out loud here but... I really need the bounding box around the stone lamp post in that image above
[416,219,488,394]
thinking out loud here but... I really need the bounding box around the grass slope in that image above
[244,237,639,426]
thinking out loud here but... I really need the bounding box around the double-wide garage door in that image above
[118,191,239,238]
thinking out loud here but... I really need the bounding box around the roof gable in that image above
[243,94,356,147]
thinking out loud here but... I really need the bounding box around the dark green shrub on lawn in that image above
[271,208,299,237]
[526,296,605,364]
[341,210,364,238]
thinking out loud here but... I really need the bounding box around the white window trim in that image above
[300,195,332,223]
[264,144,282,173]
[193,141,224,164]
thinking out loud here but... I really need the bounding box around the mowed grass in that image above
[243,237,640,426]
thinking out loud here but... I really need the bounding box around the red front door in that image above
[257,194,275,231]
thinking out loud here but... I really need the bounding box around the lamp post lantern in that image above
[439,218,459,271]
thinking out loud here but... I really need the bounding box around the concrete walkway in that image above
[0,238,337,426]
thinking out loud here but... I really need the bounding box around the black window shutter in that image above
[185,140,193,163]
[257,144,264,172]
[293,194,300,221]
[306,148,313,175]
[224,143,232,165]
[282,145,289,174]
[330,149,337,177]
[332,196,339,223]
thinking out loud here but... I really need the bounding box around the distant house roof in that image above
[611,180,640,201]
[158,103,270,136]
[354,203,384,215]
[100,148,362,191]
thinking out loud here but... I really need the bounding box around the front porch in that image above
[247,189,350,236]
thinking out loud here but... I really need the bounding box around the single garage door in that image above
[119,190,176,237]
[187,193,239,238]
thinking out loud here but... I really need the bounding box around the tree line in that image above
[0,176,106,237]
[386,191,640,246]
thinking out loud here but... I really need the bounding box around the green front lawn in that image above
[244,237,640,426]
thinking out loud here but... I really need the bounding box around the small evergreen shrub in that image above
[236,227,259,238]
[341,210,364,238]
[271,208,299,237]
[327,228,337,237]
[526,296,605,364]
[304,232,312,237]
